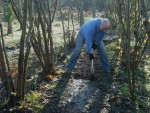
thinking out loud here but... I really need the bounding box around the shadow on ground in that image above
[40,47,115,113]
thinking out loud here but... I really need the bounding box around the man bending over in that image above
[67,18,111,75]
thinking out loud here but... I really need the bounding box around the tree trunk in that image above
[22,0,33,98]
[92,0,96,18]
[1,24,10,71]
[79,0,84,27]
[10,0,22,29]
[0,31,9,92]
[0,23,15,106]
[7,22,12,34]
[18,0,22,29]
[17,0,28,100]
[59,1,67,55]
[140,0,150,38]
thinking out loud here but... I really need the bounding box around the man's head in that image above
[99,18,110,32]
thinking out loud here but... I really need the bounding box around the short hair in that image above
[101,18,111,27]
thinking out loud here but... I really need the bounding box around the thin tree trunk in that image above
[22,0,33,98]
[59,1,67,55]
[1,24,10,71]
[0,24,15,105]
[92,0,96,18]
[47,0,57,71]
[7,22,12,34]
[141,0,150,38]
[0,26,9,92]
[69,0,75,45]
[127,0,133,98]
[18,0,22,29]
[10,0,22,27]
[132,0,138,97]
[17,0,28,100]
[79,0,84,27]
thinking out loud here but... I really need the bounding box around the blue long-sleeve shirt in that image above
[79,18,106,54]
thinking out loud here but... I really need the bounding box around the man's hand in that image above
[89,54,95,60]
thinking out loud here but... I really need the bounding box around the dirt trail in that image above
[40,37,122,113]
[60,50,116,113]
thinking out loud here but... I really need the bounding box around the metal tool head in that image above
[91,59,94,74]
[90,59,96,81]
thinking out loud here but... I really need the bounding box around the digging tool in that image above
[90,59,95,80]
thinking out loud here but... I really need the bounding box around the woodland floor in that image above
[36,40,150,113]
[0,20,150,113]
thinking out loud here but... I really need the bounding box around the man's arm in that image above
[85,28,94,54]
[95,32,106,45]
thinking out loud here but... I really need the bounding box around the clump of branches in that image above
[31,0,57,75]
[9,0,58,101]
[116,0,150,99]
